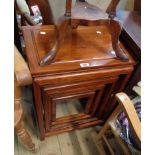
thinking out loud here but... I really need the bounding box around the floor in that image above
[15,126,100,155]
[14,86,101,155]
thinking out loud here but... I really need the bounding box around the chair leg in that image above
[39,17,70,66]
[15,121,35,152]
[110,19,129,61]
[106,0,120,16]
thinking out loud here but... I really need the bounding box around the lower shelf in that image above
[45,117,103,137]
[45,99,103,137]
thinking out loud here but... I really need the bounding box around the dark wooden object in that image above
[22,25,136,140]
[14,9,22,53]
[106,0,120,17]
[113,0,141,94]
[39,0,129,66]
[134,0,141,14]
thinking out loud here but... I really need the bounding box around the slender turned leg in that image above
[110,19,129,61]
[14,78,35,151]
[15,122,35,152]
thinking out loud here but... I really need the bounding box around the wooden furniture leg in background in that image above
[14,78,35,152]
[14,45,36,151]
[15,120,35,152]
[106,0,120,17]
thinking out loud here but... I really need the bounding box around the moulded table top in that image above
[22,25,136,77]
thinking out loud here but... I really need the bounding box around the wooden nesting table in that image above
[22,25,136,140]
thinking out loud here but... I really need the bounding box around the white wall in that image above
[48,0,134,21]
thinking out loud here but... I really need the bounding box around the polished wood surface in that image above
[22,25,136,140]
[39,0,128,65]
[39,17,70,66]
[22,25,135,76]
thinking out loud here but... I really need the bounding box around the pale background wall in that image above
[48,0,134,21]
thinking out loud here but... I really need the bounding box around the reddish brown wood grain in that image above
[102,72,133,121]
[22,25,136,76]
[97,82,117,118]
[23,25,136,140]
[36,0,129,65]
[92,87,105,115]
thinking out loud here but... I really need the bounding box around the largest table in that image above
[22,25,136,140]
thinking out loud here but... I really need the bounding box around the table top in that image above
[22,25,136,77]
